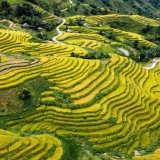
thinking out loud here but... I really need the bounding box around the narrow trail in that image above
[52,0,73,44]
[118,48,130,56]
[0,19,16,28]
[117,47,160,70]
[143,59,160,70]
[52,18,66,44]
[61,0,73,11]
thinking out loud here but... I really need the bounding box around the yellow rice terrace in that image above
[0,0,160,159]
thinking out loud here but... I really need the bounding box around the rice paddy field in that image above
[0,6,160,159]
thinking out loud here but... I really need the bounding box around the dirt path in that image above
[143,59,160,70]
[52,0,73,44]
[117,48,160,70]
[61,0,73,11]
[52,18,66,44]
[0,19,16,28]
[118,48,130,56]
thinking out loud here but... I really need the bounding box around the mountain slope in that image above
[72,0,160,18]
[0,0,160,159]
[0,19,160,159]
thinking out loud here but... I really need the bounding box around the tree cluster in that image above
[15,3,41,18]
[0,1,58,31]
[71,48,110,60]
[21,15,58,31]
[19,87,33,100]
[139,46,160,62]
[0,0,12,14]
[53,2,61,16]
[141,25,153,33]
[89,4,108,15]
[26,0,50,11]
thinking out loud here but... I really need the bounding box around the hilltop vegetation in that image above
[11,0,160,18]
[100,0,160,18]
[0,0,160,159]
[0,0,59,30]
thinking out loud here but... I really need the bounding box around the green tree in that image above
[157,26,160,35]
[133,39,139,49]
[99,30,105,35]
[53,2,61,16]
[19,88,33,100]
[107,31,116,40]
[1,0,12,14]
[142,25,153,33]
[65,25,68,30]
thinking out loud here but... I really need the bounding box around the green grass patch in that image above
[0,76,53,114]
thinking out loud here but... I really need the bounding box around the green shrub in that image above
[19,87,33,100]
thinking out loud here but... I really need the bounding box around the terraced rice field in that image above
[133,148,160,160]
[88,14,160,27]
[130,15,160,26]
[1,51,160,158]
[64,39,102,50]
[58,32,105,42]
[0,129,63,160]
[88,14,130,23]
[113,29,156,47]
[0,57,8,63]
[25,1,47,13]
[6,0,58,23]
[63,18,156,49]
[0,29,87,57]
[8,0,46,14]
[0,16,160,159]
[66,15,98,25]
[89,26,156,47]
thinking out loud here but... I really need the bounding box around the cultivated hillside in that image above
[0,25,160,159]
[0,0,160,160]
